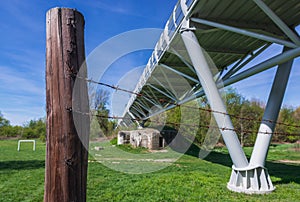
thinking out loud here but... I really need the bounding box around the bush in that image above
[22,128,37,139]
[0,125,22,137]
[110,137,117,145]
[116,144,148,154]
[22,119,46,139]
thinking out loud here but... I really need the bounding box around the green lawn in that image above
[0,139,299,201]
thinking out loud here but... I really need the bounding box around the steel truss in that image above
[120,0,300,194]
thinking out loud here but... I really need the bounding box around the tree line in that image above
[1,88,299,146]
[92,88,299,146]
[0,113,46,141]
[163,88,300,146]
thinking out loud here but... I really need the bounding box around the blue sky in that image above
[231,41,300,107]
[0,0,299,125]
[0,0,177,125]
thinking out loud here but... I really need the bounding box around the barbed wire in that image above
[173,103,300,129]
[75,76,300,131]
[71,109,300,137]
[76,75,143,97]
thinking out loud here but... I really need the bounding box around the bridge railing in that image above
[124,0,197,118]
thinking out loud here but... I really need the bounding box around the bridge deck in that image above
[120,0,300,126]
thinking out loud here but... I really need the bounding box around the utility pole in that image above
[45,8,89,202]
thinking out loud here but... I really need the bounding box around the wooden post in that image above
[45,8,89,202]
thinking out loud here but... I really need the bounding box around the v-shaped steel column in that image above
[181,28,294,194]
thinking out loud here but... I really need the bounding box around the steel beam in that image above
[127,111,144,128]
[152,76,177,100]
[253,0,300,46]
[250,48,293,167]
[145,86,161,104]
[160,63,199,84]
[143,91,162,107]
[159,67,178,98]
[137,97,152,110]
[135,100,151,112]
[222,44,271,80]
[223,47,300,86]
[139,46,300,121]
[192,19,283,36]
[127,111,136,120]
[181,30,248,168]
[131,105,147,117]
[191,18,298,48]
[170,48,196,74]
[147,84,178,102]
[129,108,142,119]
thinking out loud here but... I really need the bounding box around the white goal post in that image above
[17,140,36,151]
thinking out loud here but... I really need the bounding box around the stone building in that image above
[117,128,169,150]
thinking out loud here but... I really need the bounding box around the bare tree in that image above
[94,89,110,110]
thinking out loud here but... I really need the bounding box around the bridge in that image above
[117,0,300,194]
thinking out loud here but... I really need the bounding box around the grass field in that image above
[0,139,299,201]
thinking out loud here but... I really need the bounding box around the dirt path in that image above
[276,159,300,164]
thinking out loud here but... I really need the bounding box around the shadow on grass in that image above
[0,160,45,171]
[184,143,300,185]
[159,126,300,185]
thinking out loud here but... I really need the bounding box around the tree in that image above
[292,107,300,142]
[92,89,116,137]
[274,107,300,143]
[293,107,300,121]
[118,86,299,145]
[0,112,10,127]
[239,100,264,146]
[93,88,109,110]
[22,118,46,140]
[0,112,23,138]
[0,125,23,138]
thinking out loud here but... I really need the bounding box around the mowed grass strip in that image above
[0,140,299,201]
[0,140,45,202]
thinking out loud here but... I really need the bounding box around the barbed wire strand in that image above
[76,75,143,97]
[75,76,300,131]
[175,104,300,129]
[71,109,300,137]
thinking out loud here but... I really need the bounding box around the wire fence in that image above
[73,76,300,137]
[72,109,300,137]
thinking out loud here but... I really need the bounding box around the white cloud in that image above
[2,107,45,126]
[0,92,45,125]
[83,1,141,17]
[0,65,45,125]
[0,66,44,95]
[1,0,43,32]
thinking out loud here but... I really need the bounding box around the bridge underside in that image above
[119,0,300,194]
